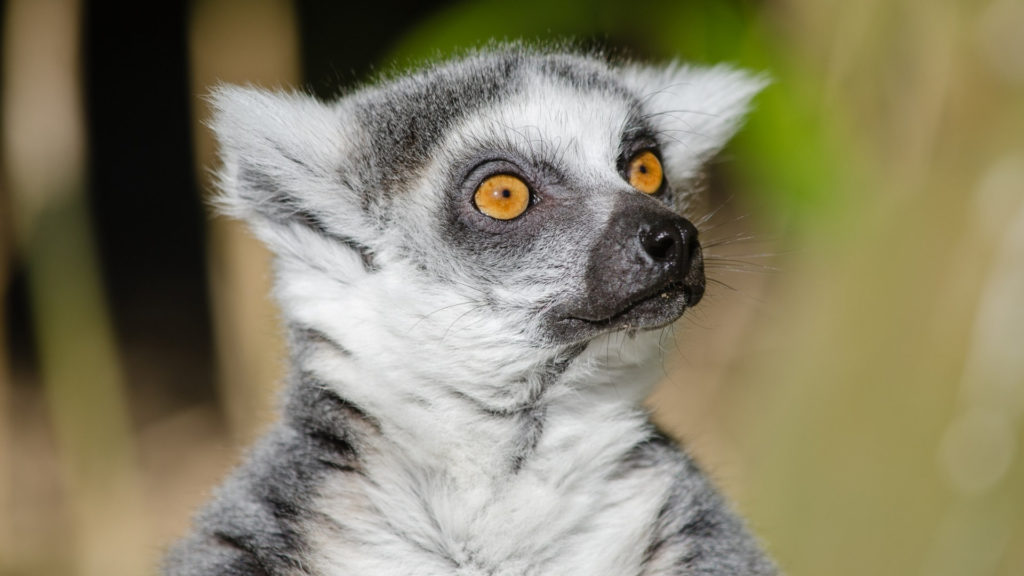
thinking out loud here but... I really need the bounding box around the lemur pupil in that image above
[502,189,511,198]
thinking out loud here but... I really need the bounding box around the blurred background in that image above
[2,0,1023,574]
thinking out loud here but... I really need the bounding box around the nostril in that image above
[639,224,682,263]
[644,231,676,260]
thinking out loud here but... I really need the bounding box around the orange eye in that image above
[474,174,530,220]
[627,151,664,194]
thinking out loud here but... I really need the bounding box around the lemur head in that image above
[211,46,764,384]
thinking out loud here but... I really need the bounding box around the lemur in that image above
[166,45,777,575]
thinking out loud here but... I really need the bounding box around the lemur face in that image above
[211,48,763,359]
[412,79,706,345]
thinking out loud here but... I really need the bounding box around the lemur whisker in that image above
[704,277,769,306]
[702,234,761,249]
[704,250,788,259]
[705,276,739,293]
[699,212,752,233]
[439,303,492,342]
[704,265,778,275]
[410,300,486,332]
[681,307,712,331]
[708,256,778,272]
[694,195,736,228]
[669,323,684,358]
[617,330,629,365]
[648,131,693,153]
[650,126,710,138]
[657,327,674,379]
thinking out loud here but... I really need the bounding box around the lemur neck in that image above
[283,326,658,479]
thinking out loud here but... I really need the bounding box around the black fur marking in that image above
[545,342,587,380]
[344,237,378,271]
[352,53,524,211]
[164,428,319,575]
[237,164,292,219]
[308,430,361,473]
[641,516,712,571]
[443,344,586,418]
[640,531,669,569]
[176,370,378,574]
[293,325,353,357]
[284,207,378,272]
[213,531,252,555]
[616,428,674,473]
[681,548,704,566]
[509,403,547,473]
[236,163,379,272]
[319,226,378,271]
[272,142,312,173]
[630,430,776,574]
[443,385,522,418]
[539,53,632,98]
[679,507,720,539]
[288,207,333,238]
[189,533,274,576]
[435,345,585,473]
[288,373,383,439]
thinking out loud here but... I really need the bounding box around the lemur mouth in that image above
[561,281,699,335]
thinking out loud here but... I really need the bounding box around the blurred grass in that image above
[2,0,1023,575]
[26,198,148,576]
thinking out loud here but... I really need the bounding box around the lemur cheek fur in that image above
[165,45,777,576]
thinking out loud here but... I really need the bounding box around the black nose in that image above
[638,217,698,269]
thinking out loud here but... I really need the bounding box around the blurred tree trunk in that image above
[0,82,10,576]
[0,224,10,568]
[2,1,147,574]
[189,0,300,444]
[0,0,11,562]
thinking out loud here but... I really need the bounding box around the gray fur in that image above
[166,45,776,575]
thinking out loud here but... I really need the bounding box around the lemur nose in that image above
[638,217,698,268]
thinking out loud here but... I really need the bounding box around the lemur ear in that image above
[208,86,376,259]
[619,63,768,183]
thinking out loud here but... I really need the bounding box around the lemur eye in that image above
[627,151,664,194]
[474,174,530,220]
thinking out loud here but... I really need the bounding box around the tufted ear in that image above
[208,86,377,265]
[619,63,767,185]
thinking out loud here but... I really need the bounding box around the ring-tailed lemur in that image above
[166,45,777,575]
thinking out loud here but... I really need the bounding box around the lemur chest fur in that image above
[291,331,669,575]
[304,389,674,576]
